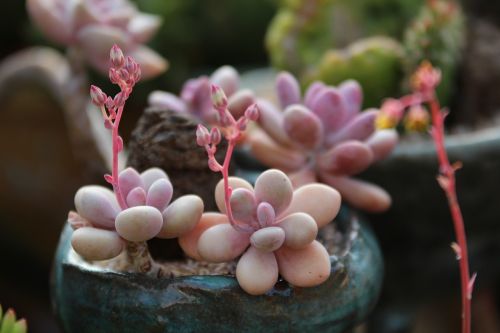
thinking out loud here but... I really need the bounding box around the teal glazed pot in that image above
[52,208,383,333]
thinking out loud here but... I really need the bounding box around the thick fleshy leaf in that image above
[338,80,363,118]
[197,224,250,262]
[248,130,306,171]
[115,206,163,242]
[310,87,348,132]
[320,174,391,213]
[284,184,341,228]
[254,169,293,216]
[250,227,285,252]
[304,81,326,109]
[70,0,100,31]
[181,77,212,118]
[228,89,255,120]
[236,246,279,295]
[27,0,71,44]
[230,188,257,225]
[140,167,169,191]
[210,66,239,97]
[317,141,374,176]
[366,129,398,161]
[276,72,301,108]
[158,195,203,238]
[77,24,130,62]
[146,178,173,211]
[128,13,162,43]
[74,185,120,228]
[255,98,292,147]
[129,46,168,80]
[276,241,331,287]
[179,213,228,260]
[283,105,324,149]
[256,202,275,228]
[327,110,378,146]
[278,213,318,249]
[148,91,186,112]
[215,177,253,214]
[126,187,147,207]
[288,168,317,189]
[71,227,124,261]
[118,167,144,199]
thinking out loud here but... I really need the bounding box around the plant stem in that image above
[125,241,165,277]
[111,105,127,210]
[429,97,472,333]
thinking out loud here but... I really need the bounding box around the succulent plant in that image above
[26,0,167,79]
[402,0,465,102]
[69,45,203,275]
[247,71,398,212]
[148,66,256,125]
[0,305,27,333]
[179,171,340,295]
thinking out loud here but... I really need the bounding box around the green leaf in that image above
[0,309,15,333]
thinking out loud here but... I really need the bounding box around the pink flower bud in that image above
[257,202,276,228]
[110,44,125,68]
[196,124,211,146]
[211,84,228,110]
[404,105,430,132]
[244,103,260,121]
[210,127,221,145]
[90,85,107,106]
[236,117,248,131]
[411,61,441,94]
[113,92,127,108]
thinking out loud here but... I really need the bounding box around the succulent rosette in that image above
[27,0,167,79]
[247,71,399,212]
[148,66,256,124]
[179,169,341,295]
[70,167,203,261]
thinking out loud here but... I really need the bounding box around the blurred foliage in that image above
[0,305,27,333]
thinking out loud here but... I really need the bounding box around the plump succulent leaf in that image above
[254,169,293,216]
[71,227,124,261]
[115,206,163,242]
[158,195,203,239]
[236,246,279,295]
[0,305,27,333]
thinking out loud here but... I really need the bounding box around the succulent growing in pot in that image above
[52,46,385,332]
[245,71,398,213]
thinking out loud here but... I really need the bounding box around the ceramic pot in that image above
[52,208,383,333]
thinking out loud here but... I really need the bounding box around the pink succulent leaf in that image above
[254,169,293,216]
[236,246,279,295]
[215,177,253,214]
[230,188,258,226]
[227,89,255,120]
[71,227,124,261]
[317,140,374,176]
[276,71,301,108]
[148,91,187,113]
[288,168,317,189]
[158,195,203,239]
[304,81,326,109]
[126,186,147,207]
[326,109,378,147]
[249,227,285,253]
[256,202,276,228]
[276,240,331,287]
[210,66,240,98]
[127,46,167,80]
[68,211,92,230]
[140,167,169,192]
[248,130,306,171]
[77,24,131,65]
[118,167,144,200]
[127,13,162,44]
[310,87,348,133]
[255,98,292,147]
[320,173,391,213]
[284,184,341,228]
[74,185,120,229]
[115,206,163,242]
[197,224,251,262]
[366,129,399,161]
[27,0,71,44]
[146,178,173,211]
[283,105,324,149]
[278,212,318,249]
[179,212,228,260]
[338,80,363,119]
[181,77,213,120]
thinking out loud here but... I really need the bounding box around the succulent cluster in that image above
[27,0,167,79]
[266,0,464,107]
[0,305,26,333]
[248,72,398,212]
[148,66,256,125]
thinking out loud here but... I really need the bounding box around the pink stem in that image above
[111,105,127,210]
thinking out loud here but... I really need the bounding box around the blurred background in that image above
[2,0,500,332]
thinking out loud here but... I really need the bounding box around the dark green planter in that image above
[52,208,383,333]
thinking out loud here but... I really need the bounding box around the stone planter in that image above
[52,208,383,333]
